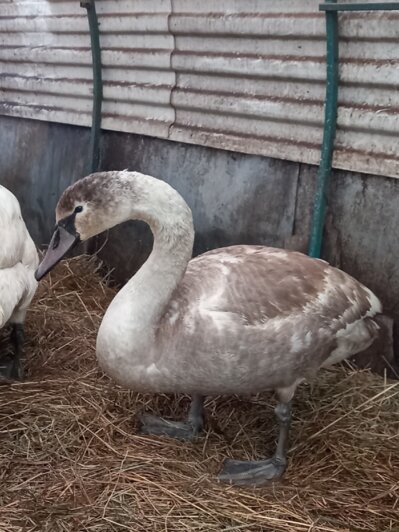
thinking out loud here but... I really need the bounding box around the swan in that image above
[0,184,39,379]
[35,170,381,486]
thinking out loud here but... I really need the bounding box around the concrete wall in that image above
[1,115,398,371]
[1,115,89,246]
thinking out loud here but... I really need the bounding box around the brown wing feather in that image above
[155,246,381,394]
[165,246,376,327]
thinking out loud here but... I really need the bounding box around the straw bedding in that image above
[0,256,398,532]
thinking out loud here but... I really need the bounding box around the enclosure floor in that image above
[0,256,398,532]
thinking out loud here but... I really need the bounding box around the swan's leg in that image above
[140,394,205,441]
[218,387,295,486]
[10,323,24,379]
[0,324,24,380]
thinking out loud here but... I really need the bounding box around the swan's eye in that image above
[74,205,83,213]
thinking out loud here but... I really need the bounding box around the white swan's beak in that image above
[35,226,80,281]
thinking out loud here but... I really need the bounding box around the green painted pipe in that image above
[308,1,339,258]
[308,0,399,258]
[81,0,103,174]
[320,2,399,11]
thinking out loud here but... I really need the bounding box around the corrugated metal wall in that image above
[0,0,175,138]
[1,0,398,178]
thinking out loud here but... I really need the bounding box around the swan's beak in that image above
[35,226,80,281]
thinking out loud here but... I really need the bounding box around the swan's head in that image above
[35,170,193,281]
[35,171,137,280]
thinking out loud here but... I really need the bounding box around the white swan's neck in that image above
[96,173,194,374]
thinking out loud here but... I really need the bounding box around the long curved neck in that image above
[121,212,194,324]
[98,174,194,356]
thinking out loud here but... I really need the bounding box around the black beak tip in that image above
[34,262,51,282]
[34,227,80,282]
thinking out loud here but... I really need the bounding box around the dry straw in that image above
[0,256,398,532]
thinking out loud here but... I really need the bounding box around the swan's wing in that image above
[164,246,381,331]
[156,246,381,395]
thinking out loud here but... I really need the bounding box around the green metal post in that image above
[81,0,103,174]
[309,1,399,259]
[320,2,399,11]
[308,1,339,258]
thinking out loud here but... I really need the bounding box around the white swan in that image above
[35,171,381,486]
[0,184,38,379]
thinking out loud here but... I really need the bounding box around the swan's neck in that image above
[97,174,194,363]
[120,214,194,326]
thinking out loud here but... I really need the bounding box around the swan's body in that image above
[36,171,382,485]
[0,185,38,378]
[98,244,380,397]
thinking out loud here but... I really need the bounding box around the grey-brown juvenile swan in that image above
[35,171,381,486]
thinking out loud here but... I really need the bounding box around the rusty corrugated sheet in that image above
[0,0,175,138]
[0,0,398,178]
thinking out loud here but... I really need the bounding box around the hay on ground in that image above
[0,255,398,532]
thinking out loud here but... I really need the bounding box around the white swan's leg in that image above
[140,394,205,441]
[218,400,291,486]
[0,323,25,380]
[10,323,24,379]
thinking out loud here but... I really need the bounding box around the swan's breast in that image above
[0,186,38,271]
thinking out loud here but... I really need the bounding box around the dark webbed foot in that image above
[218,457,287,486]
[140,414,201,441]
[139,394,204,441]
[218,400,292,487]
